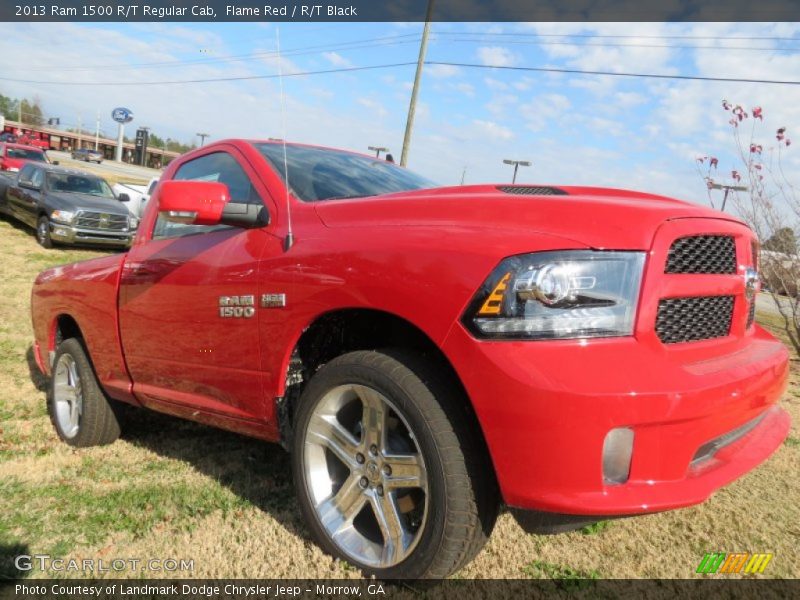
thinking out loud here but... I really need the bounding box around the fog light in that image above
[602,427,634,485]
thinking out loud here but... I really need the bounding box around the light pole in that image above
[707,179,748,211]
[197,132,210,147]
[503,159,531,184]
[368,146,389,158]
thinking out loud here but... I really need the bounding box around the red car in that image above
[0,142,49,172]
[29,140,789,579]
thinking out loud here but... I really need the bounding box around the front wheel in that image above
[292,349,498,579]
[36,216,53,248]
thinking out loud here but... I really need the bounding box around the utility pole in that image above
[77,115,82,150]
[94,110,100,151]
[400,0,434,167]
[17,102,22,125]
[197,132,209,147]
[707,179,748,211]
[503,159,531,184]
[368,145,389,158]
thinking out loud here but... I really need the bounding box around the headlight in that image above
[128,216,139,230]
[50,210,75,223]
[464,250,646,340]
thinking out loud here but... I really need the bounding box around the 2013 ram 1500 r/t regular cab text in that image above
[30,140,790,579]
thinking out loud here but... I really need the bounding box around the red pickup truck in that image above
[30,140,790,579]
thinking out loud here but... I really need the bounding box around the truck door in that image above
[118,148,282,425]
[9,164,43,227]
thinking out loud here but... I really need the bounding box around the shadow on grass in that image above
[118,404,309,541]
[0,542,30,580]
[25,346,48,392]
[23,345,308,543]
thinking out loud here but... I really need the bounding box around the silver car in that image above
[71,148,104,163]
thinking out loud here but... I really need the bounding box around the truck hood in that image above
[46,192,131,216]
[313,184,744,249]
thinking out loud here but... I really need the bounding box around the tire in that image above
[36,216,53,248]
[47,338,121,447]
[291,349,498,579]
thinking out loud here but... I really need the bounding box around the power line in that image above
[14,33,422,72]
[426,61,800,86]
[432,31,800,42]
[10,30,798,75]
[0,63,419,86]
[3,60,800,87]
[434,36,800,52]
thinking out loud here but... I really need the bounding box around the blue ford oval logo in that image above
[111,107,133,124]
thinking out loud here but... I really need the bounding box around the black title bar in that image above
[3,0,800,22]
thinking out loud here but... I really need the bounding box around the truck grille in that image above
[655,296,734,344]
[74,211,129,231]
[665,235,736,274]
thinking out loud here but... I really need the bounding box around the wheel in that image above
[47,338,121,447]
[36,216,53,248]
[292,349,498,579]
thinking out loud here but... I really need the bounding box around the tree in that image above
[763,227,798,255]
[19,98,44,126]
[697,102,799,352]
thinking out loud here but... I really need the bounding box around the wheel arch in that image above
[277,308,496,480]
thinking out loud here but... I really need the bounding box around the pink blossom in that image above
[710,157,718,168]
[752,106,763,120]
[732,170,742,182]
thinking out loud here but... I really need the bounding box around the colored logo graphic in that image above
[697,552,772,574]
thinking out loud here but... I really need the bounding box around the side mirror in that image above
[158,180,269,228]
[52,160,60,166]
[20,181,40,191]
[117,192,130,202]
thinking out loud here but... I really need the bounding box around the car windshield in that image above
[7,148,45,161]
[255,143,436,202]
[46,172,115,199]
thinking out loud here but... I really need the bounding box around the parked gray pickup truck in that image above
[0,164,137,248]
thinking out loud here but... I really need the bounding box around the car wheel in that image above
[36,216,53,248]
[292,349,498,579]
[48,338,121,447]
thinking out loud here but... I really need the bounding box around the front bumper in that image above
[49,222,133,247]
[442,323,790,516]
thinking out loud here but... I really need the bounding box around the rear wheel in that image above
[292,349,498,579]
[36,216,53,248]
[48,338,121,447]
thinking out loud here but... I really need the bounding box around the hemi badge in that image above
[261,293,287,308]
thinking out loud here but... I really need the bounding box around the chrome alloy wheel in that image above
[303,384,429,568]
[37,220,49,245]
[53,353,83,438]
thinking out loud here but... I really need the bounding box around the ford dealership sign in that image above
[111,107,133,124]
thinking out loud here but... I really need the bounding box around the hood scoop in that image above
[496,185,568,196]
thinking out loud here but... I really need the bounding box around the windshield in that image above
[255,143,436,202]
[46,172,115,199]
[7,148,45,161]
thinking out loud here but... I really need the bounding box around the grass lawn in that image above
[0,215,798,581]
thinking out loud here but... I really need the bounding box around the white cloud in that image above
[426,64,460,78]
[321,51,352,68]
[454,82,475,97]
[472,119,514,141]
[477,46,518,67]
[357,97,388,119]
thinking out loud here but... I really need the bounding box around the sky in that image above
[0,20,799,208]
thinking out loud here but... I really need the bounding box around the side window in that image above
[153,152,263,240]
[29,167,44,189]
[18,164,36,186]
